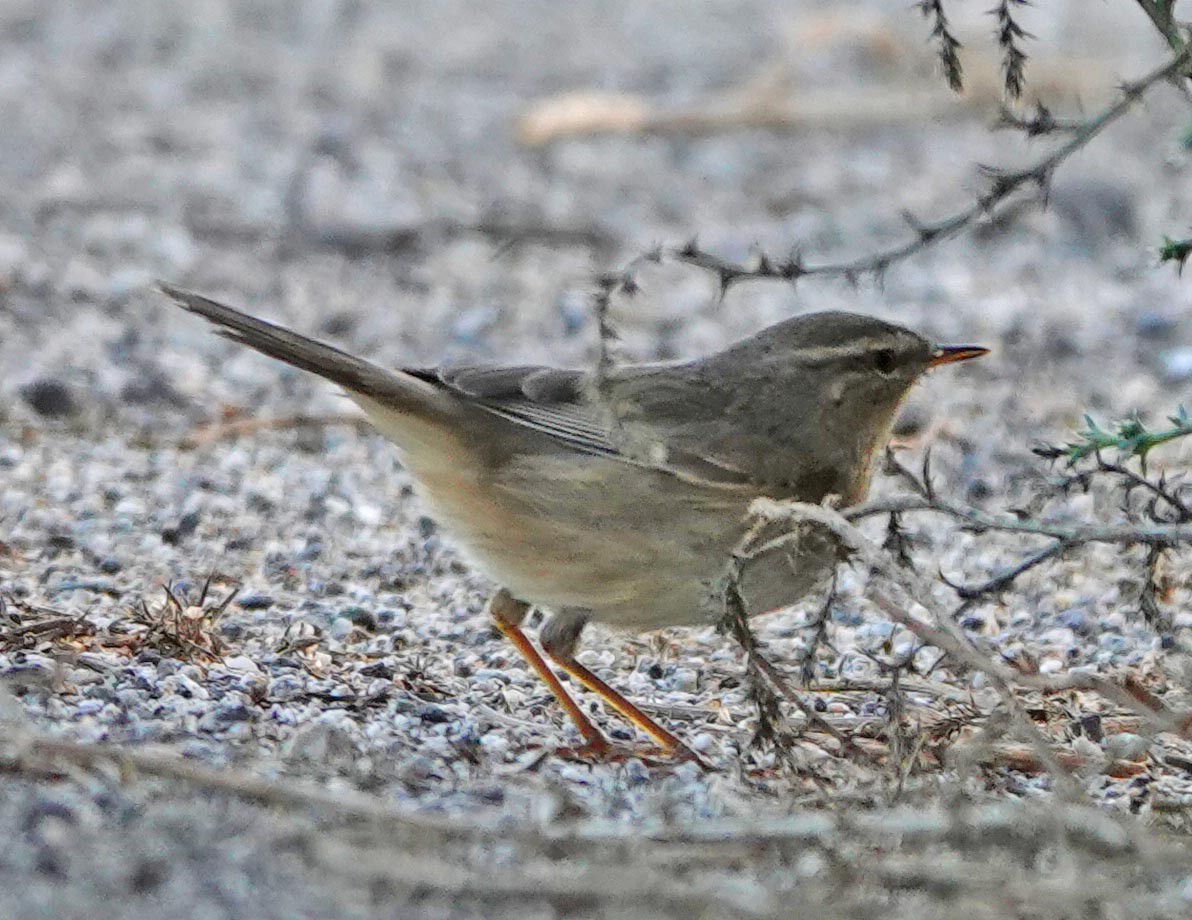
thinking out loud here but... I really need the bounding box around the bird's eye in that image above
[872,348,896,375]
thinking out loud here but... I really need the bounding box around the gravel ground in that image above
[4,1,1192,917]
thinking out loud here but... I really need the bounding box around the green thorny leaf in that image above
[1160,235,1192,274]
[1062,407,1192,471]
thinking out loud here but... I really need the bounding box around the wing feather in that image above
[407,363,749,486]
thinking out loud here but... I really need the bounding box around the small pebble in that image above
[1159,347,1192,383]
[20,379,79,417]
[238,594,275,610]
[1105,732,1149,762]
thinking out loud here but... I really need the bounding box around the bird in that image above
[159,283,986,764]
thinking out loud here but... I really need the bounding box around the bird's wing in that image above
[407,364,620,458]
[407,363,753,487]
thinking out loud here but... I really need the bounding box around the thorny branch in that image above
[715,395,1192,780]
[1134,0,1191,59]
[591,47,1190,302]
[719,550,876,768]
[992,0,1032,99]
[918,1,964,93]
[741,499,1192,775]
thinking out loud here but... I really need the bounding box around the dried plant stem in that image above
[751,499,1192,740]
[850,494,1192,546]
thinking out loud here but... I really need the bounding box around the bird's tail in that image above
[158,283,457,424]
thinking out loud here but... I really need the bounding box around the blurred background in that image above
[3,2,1192,918]
[1,0,1187,430]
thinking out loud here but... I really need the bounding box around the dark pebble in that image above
[321,312,356,336]
[418,704,451,724]
[344,607,377,630]
[966,479,993,502]
[129,858,169,894]
[237,594,275,610]
[1079,713,1104,743]
[1135,311,1177,341]
[20,378,79,417]
[98,557,122,574]
[359,661,394,679]
[35,846,67,878]
[216,704,253,723]
[161,511,200,545]
[247,493,275,513]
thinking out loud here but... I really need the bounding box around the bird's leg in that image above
[488,589,612,758]
[540,613,707,768]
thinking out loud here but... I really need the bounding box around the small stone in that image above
[1080,714,1104,743]
[20,379,79,417]
[222,656,260,674]
[237,594,275,610]
[1160,347,1192,383]
[666,668,699,693]
[1056,608,1091,635]
[418,704,452,724]
[267,675,304,701]
[344,607,377,631]
[199,704,253,731]
[161,511,200,545]
[359,661,394,679]
[1105,732,1149,762]
[1136,311,1177,341]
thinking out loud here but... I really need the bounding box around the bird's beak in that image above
[929,344,989,368]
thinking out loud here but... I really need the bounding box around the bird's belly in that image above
[407,451,834,631]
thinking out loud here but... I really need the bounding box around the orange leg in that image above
[545,652,706,766]
[489,590,611,756]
